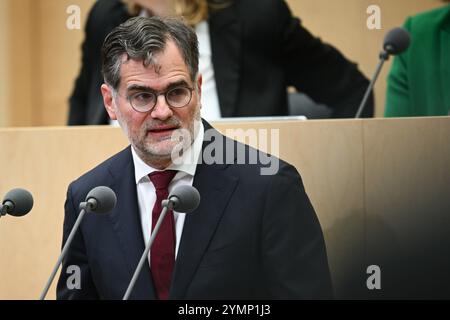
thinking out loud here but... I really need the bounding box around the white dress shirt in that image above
[131,121,204,261]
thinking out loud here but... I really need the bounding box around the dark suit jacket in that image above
[56,121,333,299]
[68,0,373,125]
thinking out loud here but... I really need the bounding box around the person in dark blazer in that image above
[57,16,332,299]
[385,3,450,117]
[67,0,373,125]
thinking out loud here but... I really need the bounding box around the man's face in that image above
[101,40,202,168]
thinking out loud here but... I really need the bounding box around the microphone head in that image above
[383,27,410,55]
[2,188,34,217]
[169,185,200,213]
[85,186,117,214]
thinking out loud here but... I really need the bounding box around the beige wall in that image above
[0,1,10,127]
[8,0,36,127]
[2,0,95,127]
[0,0,444,127]
[35,0,95,126]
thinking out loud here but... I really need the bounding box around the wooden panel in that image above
[0,119,364,299]
[214,120,366,297]
[364,116,450,298]
[2,117,449,299]
[0,126,128,299]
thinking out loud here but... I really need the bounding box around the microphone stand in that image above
[0,204,8,218]
[122,200,173,300]
[39,202,89,300]
[355,51,390,118]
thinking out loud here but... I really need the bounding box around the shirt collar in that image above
[131,121,204,184]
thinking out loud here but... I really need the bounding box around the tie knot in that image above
[149,170,177,190]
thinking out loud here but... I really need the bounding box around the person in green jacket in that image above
[385,3,450,117]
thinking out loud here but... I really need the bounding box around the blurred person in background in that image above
[68,0,373,125]
[385,1,450,117]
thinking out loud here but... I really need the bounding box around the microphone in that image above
[383,27,411,55]
[39,186,117,300]
[122,185,200,300]
[355,27,411,118]
[0,188,34,218]
[161,184,200,212]
[84,186,117,213]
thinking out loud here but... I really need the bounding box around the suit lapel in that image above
[170,127,239,299]
[107,147,156,299]
[440,24,450,114]
[209,4,242,117]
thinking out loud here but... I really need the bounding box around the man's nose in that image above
[150,94,173,120]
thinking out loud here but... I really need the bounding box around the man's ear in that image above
[101,84,118,120]
[196,74,202,101]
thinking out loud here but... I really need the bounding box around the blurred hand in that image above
[130,0,175,17]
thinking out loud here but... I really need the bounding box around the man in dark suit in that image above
[68,0,373,125]
[57,16,332,299]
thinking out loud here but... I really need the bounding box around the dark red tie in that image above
[148,170,177,300]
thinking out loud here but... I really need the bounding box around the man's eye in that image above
[133,92,154,104]
[167,87,188,101]
[168,87,186,96]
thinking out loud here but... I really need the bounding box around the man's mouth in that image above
[148,126,178,132]
[147,126,179,137]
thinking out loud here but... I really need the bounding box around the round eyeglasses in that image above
[127,86,195,113]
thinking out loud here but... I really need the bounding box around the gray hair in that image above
[101,16,199,90]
